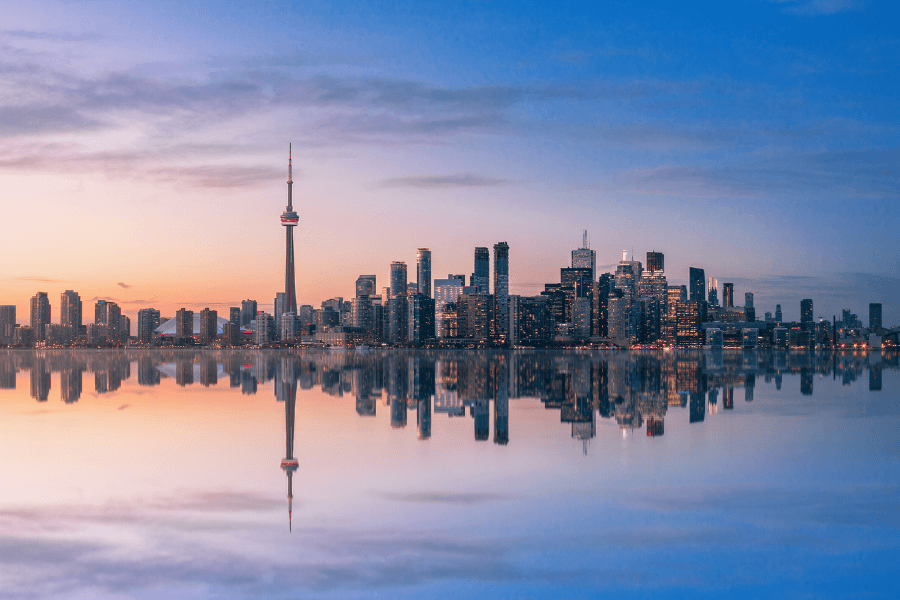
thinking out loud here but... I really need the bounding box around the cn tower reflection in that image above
[277,358,299,531]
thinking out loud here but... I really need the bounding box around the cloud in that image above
[116,282,130,289]
[771,0,864,16]
[12,276,66,284]
[380,491,512,504]
[0,29,102,42]
[380,173,508,189]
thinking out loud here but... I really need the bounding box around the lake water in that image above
[1,349,897,599]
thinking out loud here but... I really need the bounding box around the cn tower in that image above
[281,145,299,314]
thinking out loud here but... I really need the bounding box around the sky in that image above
[1,0,898,325]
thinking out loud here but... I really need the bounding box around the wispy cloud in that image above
[0,29,102,42]
[381,491,512,504]
[771,0,865,16]
[380,173,508,189]
[12,276,66,284]
[116,282,130,289]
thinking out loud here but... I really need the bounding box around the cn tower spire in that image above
[281,144,299,315]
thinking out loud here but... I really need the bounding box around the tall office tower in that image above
[30,292,51,341]
[137,308,160,343]
[595,273,612,337]
[571,230,596,281]
[646,251,664,273]
[723,283,734,308]
[199,308,217,344]
[745,292,755,322]
[614,250,642,301]
[775,304,782,322]
[240,300,257,327]
[801,299,813,326]
[676,300,704,348]
[407,294,435,343]
[281,145,299,315]
[561,267,593,297]
[688,267,705,302]
[0,305,16,344]
[417,248,432,298]
[707,276,718,306]
[60,290,82,335]
[273,293,286,339]
[390,262,408,298]
[608,289,633,344]
[355,275,376,297]
[472,247,490,294]
[493,242,510,343]
[434,276,465,338]
[385,296,408,343]
[175,308,194,340]
[351,296,372,331]
[869,303,882,330]
[666,285,686,341]
[638,270,668,342]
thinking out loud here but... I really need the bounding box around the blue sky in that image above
[0,0,897,323]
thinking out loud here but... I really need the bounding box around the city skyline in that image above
[1,1,898,327]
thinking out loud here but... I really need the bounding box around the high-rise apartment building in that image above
[199,308,217,344]
[646,251,664,273]
[175,308,194,340]
[137,308,160,343]
[869,303,882,330]
[689,267,705,303]
[60,290,82,335]
[493,242,510,343]
[355,275,376,297]
[571,230,596,281]
[723,283,734,308]
[0,305,16,344]
[30,292,51,342]
[407,294,435,343]
[390,262,408,298]
[434,276,466,339]
[417,248,432,298]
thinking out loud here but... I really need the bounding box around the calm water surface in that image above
[1,349,897,599]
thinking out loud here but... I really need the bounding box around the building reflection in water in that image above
[2,349,896,446]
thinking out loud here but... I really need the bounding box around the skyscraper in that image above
[417,248,432,298]
[30,292,51,342]
[707,276,718,306]
[175,308,194,340]
[493,242,510,343]
[274,292,286,339]
[240,300,257,327]
[689,267,705,303]
[745,292,755,322]
[723,283,734,308]
[281,145,299,315]
[571,230,596,281]
[199,308,217,344]
[869,303,882,330]
[472,247,489,294]
[646,251,664,273]
[801,299,813,326]
[390,262,408,298]
[775,304,782,323]
[60,290,82,336]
